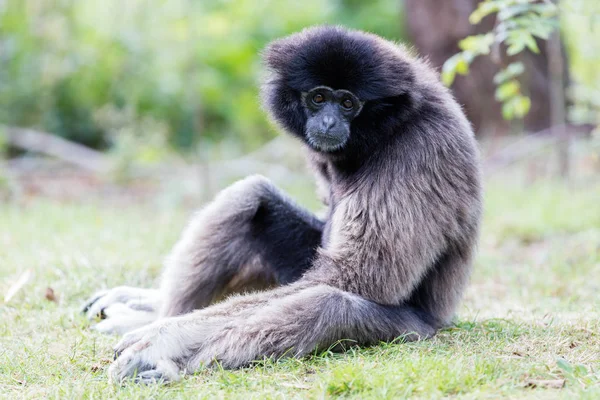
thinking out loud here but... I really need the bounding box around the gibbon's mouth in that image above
[307,132,348,152]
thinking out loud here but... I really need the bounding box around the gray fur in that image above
[82,26,482,384]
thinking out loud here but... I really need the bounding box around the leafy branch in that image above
[442,0,559,120]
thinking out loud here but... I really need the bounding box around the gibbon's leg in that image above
[159,175,323,317]
[109,283,437,383]
[83,175,323,333]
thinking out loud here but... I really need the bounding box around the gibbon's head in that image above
[261,26,425,157]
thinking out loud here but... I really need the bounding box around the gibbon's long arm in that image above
[83,175,323,333]
[109,145,478,382]
[109,282,436,383]
[158,176,324,317]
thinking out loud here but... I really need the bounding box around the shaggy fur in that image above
[82,26,482,383]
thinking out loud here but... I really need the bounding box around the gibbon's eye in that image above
[312,93,325,105]
[342,99,354,109]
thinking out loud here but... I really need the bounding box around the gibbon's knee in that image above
[160,175,323,317]
[207,174,276,219]
[163,174,279,277]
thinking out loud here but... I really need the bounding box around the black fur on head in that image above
[261,26,426,166]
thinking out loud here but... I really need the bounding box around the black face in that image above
[301,86,364,152]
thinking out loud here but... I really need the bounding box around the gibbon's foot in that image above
[109,313,276,384]
[82,286,160,334]
[108,286,309,384]
[109,314,255,383]
[93,303,158,335]
[83,286,160,318]
[108,283,440,385]
[109,318,189,383]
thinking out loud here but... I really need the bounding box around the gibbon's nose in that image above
[321,116,336,131]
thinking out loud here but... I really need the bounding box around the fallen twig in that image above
[2,126,111,173]
[4,269,32,303]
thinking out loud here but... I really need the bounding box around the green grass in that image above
[1,179,599,399]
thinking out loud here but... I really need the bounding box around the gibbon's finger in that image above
[81,289,109,314]
[93,307,157,335]
[83,286,159,319]
[133,369,171,385]
[85,293,121,320]
[125,298,158,312]
[112,328,151,357]
[109,338,182,383]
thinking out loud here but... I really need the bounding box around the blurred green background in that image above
[1,0,596,156]
[0,0,405,155]
[0,0,598,201]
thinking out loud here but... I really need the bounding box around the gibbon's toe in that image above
[82,286,159,321]
[93,306,156,335]
[81,289,109,316]
[109,334,182,384]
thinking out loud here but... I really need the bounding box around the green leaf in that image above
[530,3,558,17]
[0,127,7,155]
[502,101,515,120]
[462,51,476,64]
[506,31,527,55]
[455,61,469,76]
[458,33,494,55]
[493,62,525,84]
[512,95,531,118]
[456,57,470,75]
[469,1,500,25]
[528,19,558,40]
[442,53,462,86]
[505,29,542,56]
[495,80,521,101]
[498,4,531,21]
[574,364,588,376]
[501,95,531,120]
[442,50,477,85]
[557,358,574,374]
[441,70,456,87]
[523,33,540,53]
[506,43,523,56]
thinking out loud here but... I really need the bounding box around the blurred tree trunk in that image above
[404,0,567,137]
